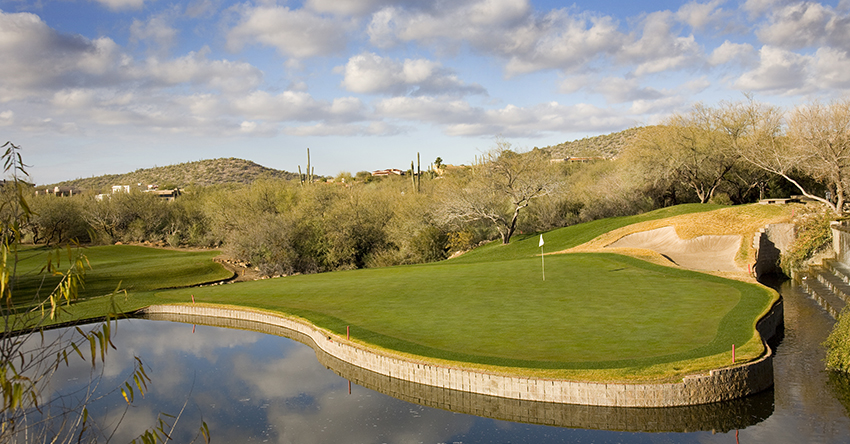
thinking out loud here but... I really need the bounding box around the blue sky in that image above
[1,0,848,184]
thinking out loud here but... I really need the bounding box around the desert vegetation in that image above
[20,97,849,280]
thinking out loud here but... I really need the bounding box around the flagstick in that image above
[538,234,546,281]
[540,234,545,281]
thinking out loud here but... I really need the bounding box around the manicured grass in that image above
[41,203,779,382]
[146,254,770,373]
[12,245,231,305]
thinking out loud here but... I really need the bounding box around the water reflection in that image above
[143,311,774,433]
[36,280,850,443]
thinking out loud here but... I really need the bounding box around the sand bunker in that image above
[604,226,742,272]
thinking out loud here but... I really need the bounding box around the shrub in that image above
[826,305,850,372]
[781,205,835,275]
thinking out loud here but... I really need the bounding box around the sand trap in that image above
[604,226,742,272]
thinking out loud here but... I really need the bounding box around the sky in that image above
[1,0,849,184]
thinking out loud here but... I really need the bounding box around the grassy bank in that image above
[12,245,231,308]
[45,203,782,382]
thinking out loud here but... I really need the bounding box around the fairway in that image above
[12,245,232,305]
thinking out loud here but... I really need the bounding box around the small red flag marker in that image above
[732,344,736,364]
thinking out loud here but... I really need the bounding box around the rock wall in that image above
[138,303,779,408]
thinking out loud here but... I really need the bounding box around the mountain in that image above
[42,158,300,192]
[542,127,644,160]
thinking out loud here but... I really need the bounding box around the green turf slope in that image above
[12,245,231,305]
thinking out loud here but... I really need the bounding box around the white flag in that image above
[539,234,544,247]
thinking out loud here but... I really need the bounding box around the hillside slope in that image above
[44,158,299,191]
[542,127,644,159]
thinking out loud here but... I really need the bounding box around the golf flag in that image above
[539,234,545,281]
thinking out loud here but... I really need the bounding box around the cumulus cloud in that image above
[365,1,726,78]
[142,50,264,92]
[757,2,850,50]
[592,77,667,103]
[675,0,731,31]
[734,45,811,93]
[813,46,850,89]
[304,0,422,16]
[502,11,625,75]
[0,110,13,126]
[620,11,703,76]
[742,0,794,17]
[0,10,266,98]
[557,75,668,104]
[368,2,625,76]
[340,52,486,96]
[367,0,532,49]
[231,91,370,125]
[227,5,352,58]
[93,0,145,11]
[130,15,178,51]
[374,96,634,137]
[708,41,757,66]
[0,11,124,92]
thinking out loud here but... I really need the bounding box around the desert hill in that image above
[542,127,644,159]
[43,158,300,192]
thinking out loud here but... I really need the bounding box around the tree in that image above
[29,195,91,245]
[438,139,561,244]
[788,100,850,214]
[738,98,850,214]
[631,104,742,204]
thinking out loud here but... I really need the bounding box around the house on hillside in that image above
[371,169,405,177]
[36,186,81,197]
[144,188,181,201]
[549,156,605,163]
[96,184,182,201]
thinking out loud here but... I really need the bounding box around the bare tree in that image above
[438,140,561,244]
[631,104,743,204]
[788,100,850,214]
[739,99,850,214]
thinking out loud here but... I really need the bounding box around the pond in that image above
[24,280,850,443]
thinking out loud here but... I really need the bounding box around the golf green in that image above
[154,252,772,371]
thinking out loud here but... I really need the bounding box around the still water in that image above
[40,281,850,443]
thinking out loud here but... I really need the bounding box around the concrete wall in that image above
[832,222,850,266]
[753,223,795,278]
[139,304,778,408]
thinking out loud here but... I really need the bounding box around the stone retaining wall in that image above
[138,303,779,407]
[753,223,795,278]
[832,221,850,266]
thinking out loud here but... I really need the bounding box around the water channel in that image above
[34,280,850,443]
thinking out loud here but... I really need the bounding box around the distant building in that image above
[549,156,605,163]
[36,186,80,197]
[96,184,182,201]
[371,169,405,177]
[144,188,181,201]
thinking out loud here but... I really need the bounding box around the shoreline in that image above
[137,300,781,407]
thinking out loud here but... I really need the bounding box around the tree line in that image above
[18,97,850,277]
